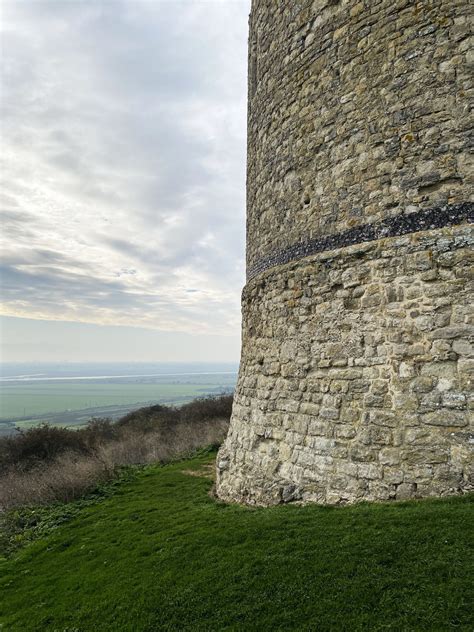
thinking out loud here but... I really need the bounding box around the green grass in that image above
[1,451,472,631]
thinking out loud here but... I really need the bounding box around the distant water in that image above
[0,362,239,383]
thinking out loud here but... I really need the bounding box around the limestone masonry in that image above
[216,0,473,504]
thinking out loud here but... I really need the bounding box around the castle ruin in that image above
[216,0,473,505]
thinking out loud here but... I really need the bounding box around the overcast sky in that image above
[0,0,250,363]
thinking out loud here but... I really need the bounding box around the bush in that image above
[179,394,233,422]
[81,417,119,447]
[0,394,233,510]
[116,404,179,433]
[0,424,91,474]
[0,452,112,509]
[114,394,232,432]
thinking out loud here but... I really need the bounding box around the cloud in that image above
[0,0,249,340]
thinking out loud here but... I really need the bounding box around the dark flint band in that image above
[247,202,473,281]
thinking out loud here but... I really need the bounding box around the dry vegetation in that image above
[0,395,232,510]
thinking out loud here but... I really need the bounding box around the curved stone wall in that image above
[246,0,472,271]
[216,0,473,505]
[218,224,473,504]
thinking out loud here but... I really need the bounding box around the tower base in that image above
[217,223,473,505]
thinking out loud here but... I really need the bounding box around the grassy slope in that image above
[1,451,472,631]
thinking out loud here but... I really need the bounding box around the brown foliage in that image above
[0,423,91,474]
[0,395,232,510]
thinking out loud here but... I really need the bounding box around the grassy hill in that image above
[1,449,473,631]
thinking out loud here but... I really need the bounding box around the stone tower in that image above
[217,0,473,505]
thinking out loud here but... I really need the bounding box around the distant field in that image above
[0,382,234,419]
[0,366,237,434]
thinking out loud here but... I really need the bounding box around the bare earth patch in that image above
[181,462,215,480]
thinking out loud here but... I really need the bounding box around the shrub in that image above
[116,404,179,433]
[0,452,113,509]
[0,424,91,474]
[81,417,119,447]
[179,394,233,423]
[0,394,233,510]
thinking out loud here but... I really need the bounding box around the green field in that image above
[1,451,472,631]
[0,372,237,436]
[0,382,234,419]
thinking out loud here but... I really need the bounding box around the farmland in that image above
[0,363,237,435]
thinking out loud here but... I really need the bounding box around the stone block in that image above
[395,483,417,499]
[421,410,467,427]
[411,376,437,393]
[452,339,473,357]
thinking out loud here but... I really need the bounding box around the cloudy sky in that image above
[0,0,250,363]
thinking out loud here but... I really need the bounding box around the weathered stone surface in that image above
[243,0,473,276]
[216,0,473,506]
